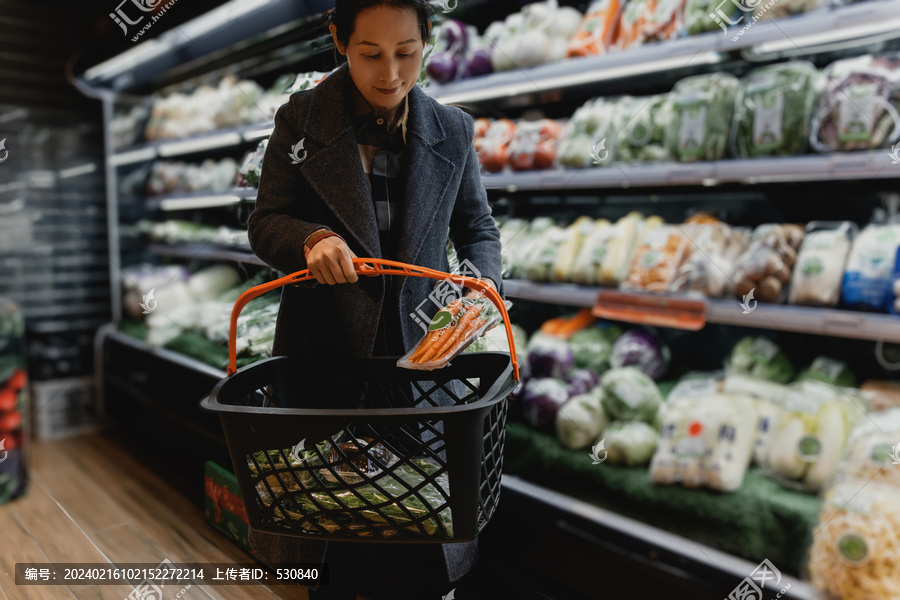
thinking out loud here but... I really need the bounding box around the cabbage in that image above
[603,421,659,467]
[796,356,857,388]
[610,329,669,380]
[727,336,795,383]
[567,368,601,396]
[600,367,661,423]
[527,333,575,379]
[567,324,622,372]
[555,390,607,450]
[522,377,571,428]
[464,322,528,355]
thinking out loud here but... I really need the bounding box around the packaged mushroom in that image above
[732,223,804,304]
[670,214,749,297]
[789,221,857,307]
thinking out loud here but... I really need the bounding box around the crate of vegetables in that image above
[202,259,519,543]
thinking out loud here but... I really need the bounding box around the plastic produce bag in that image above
[566,0,622,58]
[842,223,900,312]
[613,94,673,162]
[788,221,856,307]
[808,479,900,600]
[615,0,684,51]
[622,225,692,293]
[507,217,555,279]
[797,356,857,388]
[754,0,827,22]
[670,216,748,297]
[650,394,757,491]
[667,371,723,401]
[810,54,900,153]
[399,296,511,370]
[734,61,821,158]
[665,73,739,163]
[683,0,741,35]
[723,373,789,465]
[732,223,804,304]
[572,212,654,286]
[834,407,900,488]
[551,216,596,283]
[507,119,563,172]
[525,224,569,282]
[556,97,620,168]
[475,118,516,173]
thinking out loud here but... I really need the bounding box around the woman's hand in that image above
[465,278,497,299]
[306,236,359,285]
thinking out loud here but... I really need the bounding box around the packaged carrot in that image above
[398,297,513,371]
[566,0,622,59]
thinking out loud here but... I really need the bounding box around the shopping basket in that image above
[201,258,520,543]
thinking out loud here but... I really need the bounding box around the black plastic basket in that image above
[201,259,521,543]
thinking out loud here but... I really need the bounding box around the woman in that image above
[247,0,502,597]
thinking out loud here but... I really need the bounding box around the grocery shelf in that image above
[503,279,900,342]
[501,476,823,599]
[145,188,258,211]
[147,243,267,266]
[112,121,274,165]
[427,0,900,105]
[482,152,900,191]
[106,329,226,381]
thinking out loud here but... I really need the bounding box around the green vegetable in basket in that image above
[734,62,820,158]
[665,73,739,163]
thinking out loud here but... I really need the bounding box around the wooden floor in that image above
[0,432,310,600]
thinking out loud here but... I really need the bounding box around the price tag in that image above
[829,153,873,174]
[820,310,866,335]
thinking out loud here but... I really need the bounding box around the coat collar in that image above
[298,62,456,265]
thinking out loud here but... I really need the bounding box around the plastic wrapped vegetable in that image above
[670,217,747,297]
[753,0,826,22]
[497,218,530,279]
[723,373,790,465]
[571,212,652,286]
[613,94,673,162]
[622,225,693,293]
[567,323,622,372]
[556,97,620,168]
[788,221,856,307]
[556,389,607,449]
[610,329,669,380]
[615,0,684,51]
[808,479,900,600]
[507,119,563,172]
[811,54,900,153]
[236,139,268,187]
[683,0,741,35]
[732,223,805,304]
[527,333,576,379]
[665,73,739,163]
[841,222,900,312]
[522,377,572,428]
[487,1,584,72]
[508,217,555,279]
[835,407,900,488]
[726,336,795,383]
[551,216,595,283]
[797,356,857,388]
[475,118,516,173]
[734,61,821,158]
[525,224,569,282]
[566,0,621,58]
[604,421,659,466]
[599,366,662,422]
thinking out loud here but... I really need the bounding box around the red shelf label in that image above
[593,290,707,330]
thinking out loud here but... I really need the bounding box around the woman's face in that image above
[330,5,425,115]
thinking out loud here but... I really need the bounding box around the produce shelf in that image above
[482,152,900,191]
[503,279,900,342]
[147,243,266,266]
[145,188,258,211]
[112,121,274,165]
[427,0,900,106]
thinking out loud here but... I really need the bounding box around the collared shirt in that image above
[351,94,409,261]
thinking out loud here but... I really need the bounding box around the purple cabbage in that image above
[610,329,669,380]
[462,47,493,79]
[527,335,575,379]
[522,377,571,428]
[567,368,601,396]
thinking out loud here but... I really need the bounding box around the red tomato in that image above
[8,368,26,391]
[0,410,21,432]
[0,389,14,411]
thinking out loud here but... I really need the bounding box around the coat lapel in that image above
[298,64,382,259]
[396,86,457,266]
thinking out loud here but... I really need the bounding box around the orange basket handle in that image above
[227,257,520,380]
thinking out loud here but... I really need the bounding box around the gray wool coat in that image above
[246,62,502,583]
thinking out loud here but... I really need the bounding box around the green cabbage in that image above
[600,367,662,423]
[603,421,659,467]
[567,324,622,372]
[796,356,857,388]
[727,336,796,383]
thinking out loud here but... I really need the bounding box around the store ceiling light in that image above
[751,17,900,54]
[435,51,723,105]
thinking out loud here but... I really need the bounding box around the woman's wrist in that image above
[303,228,344,257]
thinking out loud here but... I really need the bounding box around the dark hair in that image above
[329,0,433,49]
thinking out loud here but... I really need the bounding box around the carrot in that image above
[440,319,491,360]
[555,308,597,337]
[409,299,463,362]
[424,304,484,363]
